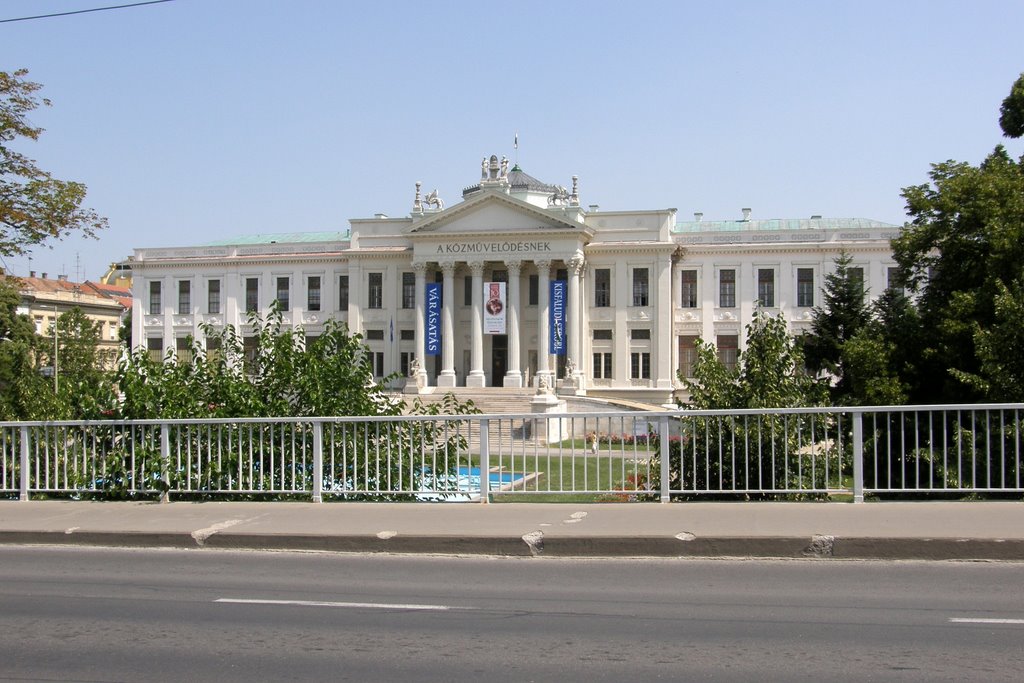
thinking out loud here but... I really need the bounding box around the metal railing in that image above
[2,404,1022,502]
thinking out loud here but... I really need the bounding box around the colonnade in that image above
[412,257,583,389]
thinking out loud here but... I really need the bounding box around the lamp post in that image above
[53,302,58,394]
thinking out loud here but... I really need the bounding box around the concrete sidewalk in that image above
[2,500,1023,560]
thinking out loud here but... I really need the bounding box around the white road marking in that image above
[949,618,1024,625]
[216,598,469,611]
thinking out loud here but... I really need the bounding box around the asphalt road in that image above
[1,547,1023,682]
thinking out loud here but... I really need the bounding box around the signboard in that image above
[483,282,506,335]
[425,283,441,356]
[550,280,566,355]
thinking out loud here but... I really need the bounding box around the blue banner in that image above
[550,280,566,356]
[425,283,441,356]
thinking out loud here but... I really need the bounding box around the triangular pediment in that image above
[406,191,584,237]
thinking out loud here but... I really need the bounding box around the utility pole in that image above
[53,301,59,394]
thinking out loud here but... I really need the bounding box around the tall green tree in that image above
[800,251,870,402]
[892,145,1024,402]
[1,69,106,256]
[0,275,49,419]
[999,72,1024,139]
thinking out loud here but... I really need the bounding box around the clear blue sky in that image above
[3,0,1023,281]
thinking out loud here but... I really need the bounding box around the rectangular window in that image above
[632,268,649,306]
[679,335,698,378]
[681,270,697,308]
[463,275,473,306]
[719,269,736,308]
[146,337,163,362]
[400,351,414,377]
[594,268,611,307]
[717,334,738,371]
[307,276,321,311]
[338,275,349,311]
[372,351,385,378]
[630,328,651,340]
[593,352,612,379]
[366,329,384,341]
[206,336,221,363]
[243,336,258,368]
[491,270,507,283]
[245,277,259,313]
[275,277,290,310]
[757,268,775,308]
[630,352,651,379]
[400,329,415,341]
[175,337,192,365]
[593,329,612,341]
[849,266,865,295]
[887,267,905,296]
[207,279,221,314]
[401,272,415,309]
[367,272,383,309]
[177,280,191,315]
[148,281,162,315]
[528,275,538,306]
[797,268,814,307]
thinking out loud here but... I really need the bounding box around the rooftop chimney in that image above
[694,212,703,222]
[741,208,751,221]
[588,204,600,212]
[810,214,822,220]
[57,274,68,282]
[41,272,47,279]
[29,270,35,278]
[374,213,388,219]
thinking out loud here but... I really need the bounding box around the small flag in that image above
[389,318,394,343]
[514,132,518,150]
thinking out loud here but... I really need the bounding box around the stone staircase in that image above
[400,388,539,452]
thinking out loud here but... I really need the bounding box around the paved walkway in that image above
[2,500,1023,560]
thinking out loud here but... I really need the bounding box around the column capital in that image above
[468,261,485,277]
[440,261,457,277]
[412,261,429,275]
[568,252,585,275]
[535,259,552,272]
[504,259,523,276]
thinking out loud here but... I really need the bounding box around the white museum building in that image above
[130,154,903,405]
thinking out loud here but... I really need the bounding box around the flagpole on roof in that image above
[514,131,518,166]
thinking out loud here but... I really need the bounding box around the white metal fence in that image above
[1,404,1022,502]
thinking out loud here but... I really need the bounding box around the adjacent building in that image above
[130,155,903,405]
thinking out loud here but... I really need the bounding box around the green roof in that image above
[673,218,899,233]
[204,231,349,246]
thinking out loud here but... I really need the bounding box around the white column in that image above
[567,252,584,388]
[671,258,682,387]
[536,259,551,387]
[504,259,523,387]
[467,261,486,387]
[413,261,428,387]
[438,261,457,387]
[655,252,673,390]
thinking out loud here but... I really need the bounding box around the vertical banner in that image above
[483,282,506,334]
[550,280,566,356]
[425,282,441,356]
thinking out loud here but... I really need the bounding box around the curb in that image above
[3,531,1024,560]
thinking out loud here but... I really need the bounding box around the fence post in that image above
[659,416,670,503]
[160,423,171,504]
[852,412,864,503]
[479,417,490,504]
[19,425,29,502]
[312,421,323,503]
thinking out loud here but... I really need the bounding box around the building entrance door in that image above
[491,335,508,386]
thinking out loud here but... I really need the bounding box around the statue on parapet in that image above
[423,189,444,210]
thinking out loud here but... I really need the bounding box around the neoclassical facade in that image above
[131,155,903,405]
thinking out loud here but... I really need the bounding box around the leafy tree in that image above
[0,275,50,419]
[1,69,106,256]
[893,146,1024,402]
[999,72,1024,139]
[652,313,831,499]
[38,307,116,419]
[957,278,1024,401]
[800,251,870,402]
